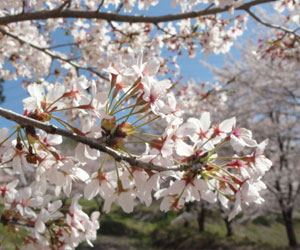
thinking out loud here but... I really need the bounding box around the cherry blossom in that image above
[0,0,286,248]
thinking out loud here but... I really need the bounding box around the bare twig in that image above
[108,21,129,37]
[115,3,124,14]
[21,0,26,14]
[46,42,79,50]
[96,0,105,12]
[57,0,72,12]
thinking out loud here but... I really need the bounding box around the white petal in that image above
[219,117,236,132]
[84,180,100,200]
[175,140,194,156]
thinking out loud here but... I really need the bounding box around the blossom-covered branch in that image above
[0,0,275,26]
[0,28,109,81]
[0,107,185,172]
[245,9,300,38]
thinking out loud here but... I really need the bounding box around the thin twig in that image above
[96,0,105,12]
[246,8,300,39]
[56,0,72,12]
[115,3,124,13]
[46,42,79,50]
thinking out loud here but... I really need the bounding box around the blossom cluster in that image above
[0,53,272,248]
[256,31,300,63]
[0,0,286,249]
[175,79,228,117]
[0,0,251,82]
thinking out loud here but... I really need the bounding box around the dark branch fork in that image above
[0,0,275,26]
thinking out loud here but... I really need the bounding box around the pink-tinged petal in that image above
[24,207,37,218]
[256,139,268,156]
[103,194,117,213]
[28,197,43,207]
[230,135,246,152]
[12,155,22,174]
[187,117,201,129]
[48,200,62,213]
[0,128,9,141]
[70,194,82,210]
[219,117,236,132]
[228,193,242,221]
[242,136,257,147]
[161,138,174,158]
[75,143,87,163]
[22,187,32,199]
[239,128,252,138]
[118,192,135,213]
[176,122,195,139]
[154,188,169,199]
[148,174,160,191]
[91,211,100,221]
[194,179,208,191]
[35,219,46,233]
[188,186,200,201]
[84,180,100,200]
[200,190,216,203]
[84,145,100,160]
[99,181,115,199]
[63,177,72,196]
[51,211,64,218]
[46,134,63,145]
[28,83,44,103]
[7,179,19,189]
[175,140,194,156]
[200,112,211,131]
[143,60,160,76]
[47,84,65,103]
[160,196,172,212]
[74,167,90,182]
[218,194,229,209]
[168,180,185,194]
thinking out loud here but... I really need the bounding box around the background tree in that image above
[206,23,300,246]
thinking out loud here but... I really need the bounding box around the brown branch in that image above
[0,0,276,25]
[0,107,188,172]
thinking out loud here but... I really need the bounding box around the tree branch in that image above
[245,8,300,38]
[57,0,72,12]
[0,28,109,81]
[0,107,189,172]
[0,0,276,25]
[96,0,105,13]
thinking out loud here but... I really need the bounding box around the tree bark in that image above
[183,203,192,228]
[197,202,206,232]
[224,218,233,237]
[282,208,298,247]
